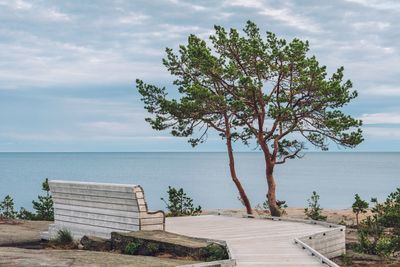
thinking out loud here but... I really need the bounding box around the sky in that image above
[0,0,399,152]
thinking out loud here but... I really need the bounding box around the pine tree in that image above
[32,178,54,221]
[0,195,17,219]
[352,194,369,226]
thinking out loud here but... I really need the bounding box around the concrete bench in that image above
[43,180,165,239]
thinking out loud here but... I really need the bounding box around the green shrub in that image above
[352,194,369,226]
[51,229,73,245]
[145,242,160,255]
[304,191,327,221]
[376,236,394,258]
[0,195,17,219]
[205,243,229,261]
[32,178,54,221]
[161,186,202,217]
[124,241,141,255]
[340,254,353,267]
[355,188,400,257]
[17,207,36,220]
[262,198,288,215]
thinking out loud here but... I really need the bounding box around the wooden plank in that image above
[54,203,139,217]
[54,214,139,230]
[54,209,139,224]
[49,180,137,192]
[53,198,139,212]
[52,192,138,205]
[51,187,137,199]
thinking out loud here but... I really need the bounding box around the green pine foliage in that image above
[356,188,400,257]
[137,21,363,216]
[17,207,36,220]
[161,186,202,217]
[0,195,17,219]
[352,194,369,226]
[304,191,327,221]
[32,178,54,221]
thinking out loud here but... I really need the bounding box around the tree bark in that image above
[266,171,281,217]
[226,136,253,215]
[259,141,281,217]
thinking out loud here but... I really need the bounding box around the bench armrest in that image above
[140,210,165,231]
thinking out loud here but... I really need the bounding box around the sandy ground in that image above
[0,220,49,246]
[203,207,372,225]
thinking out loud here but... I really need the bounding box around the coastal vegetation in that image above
[0,195,17,219]
[352,194,369,226]
[50,229,74,246]
[161,186,202,217]
[32,178,54,221]
[137,20,363,216]
[354,188,400,258]
[304,191,327,221]
[0,178,53,221]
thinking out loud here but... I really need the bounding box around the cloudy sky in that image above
[0,0,399,152]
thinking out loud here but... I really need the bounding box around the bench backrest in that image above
[48,180,164,239]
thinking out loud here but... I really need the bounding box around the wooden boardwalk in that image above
[166,215,330,266]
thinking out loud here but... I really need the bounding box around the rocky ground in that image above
[0,247,196,267]
[0,220,196,267]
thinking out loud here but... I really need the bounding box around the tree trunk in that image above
[266,171,281,217]
[226,136,253,215]
[259,142,281,217]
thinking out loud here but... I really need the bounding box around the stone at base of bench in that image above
[42,223,131,240]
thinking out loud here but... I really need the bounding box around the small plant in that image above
[145,242,160,255]
[262,198,288,215]
[304,191,327,221]
[352,194,369,226]
[17,207,36,220]
[161,186,202,217]
[51,229,73,245]
[32,178,54,221]
[205,243,229,261]
[340,253,353,267]
[0,195,17,219]
[124,241,141,255]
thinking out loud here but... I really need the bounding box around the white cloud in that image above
[45,9,71,22]
[363,86,400,96]
[0,30,167,89]
[344,0,400,10]
[225,0,320,33]
[117,13,149,25]
[0,0,32,10]
[363,127,400,139]
[259,7,320,33]
[352,21,390,31]
[0,0,71,22]
[360,113,400,124]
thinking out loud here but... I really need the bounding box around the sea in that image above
[0,152,398,212]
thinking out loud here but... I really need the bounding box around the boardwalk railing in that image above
[265,216,344,267]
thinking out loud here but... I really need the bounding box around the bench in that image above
[43,180,165,239]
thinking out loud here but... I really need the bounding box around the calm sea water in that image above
[0,152,398,211]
